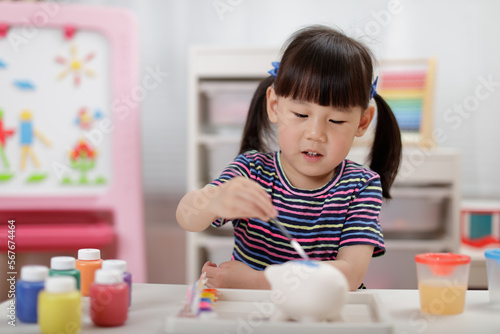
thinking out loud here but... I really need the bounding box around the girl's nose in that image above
[305,120,327,142]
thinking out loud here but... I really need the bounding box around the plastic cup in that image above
[415,253,471,315]
[484,249,500,304]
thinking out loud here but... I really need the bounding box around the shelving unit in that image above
[348,147,461,288]
[185,46,462,288]
[186,46,278,281]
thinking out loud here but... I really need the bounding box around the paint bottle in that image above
[102,259,132,306]
[75,248,102,296]
[90,269,128,326]
[49,256,81,290]
[16,265,49,323]
[38,276,81,334]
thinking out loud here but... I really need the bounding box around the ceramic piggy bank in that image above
[264,260,349,322]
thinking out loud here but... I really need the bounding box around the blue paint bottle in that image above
[16,265,49,323]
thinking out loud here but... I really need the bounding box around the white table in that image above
[1,284,499,333]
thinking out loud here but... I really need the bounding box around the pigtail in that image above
[239,76,275,154]
[369,94,402,199]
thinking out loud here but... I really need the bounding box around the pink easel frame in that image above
[0,3,146,282]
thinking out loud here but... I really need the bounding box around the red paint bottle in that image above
[90,269,128,327]
[102,259,132,307]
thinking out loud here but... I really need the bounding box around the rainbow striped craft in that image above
[379,71,428,132]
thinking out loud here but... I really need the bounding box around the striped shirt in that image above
[210,150,385,271]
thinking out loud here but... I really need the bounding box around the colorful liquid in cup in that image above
[415,253,471,315]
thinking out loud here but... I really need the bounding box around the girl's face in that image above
[267,87,374,190]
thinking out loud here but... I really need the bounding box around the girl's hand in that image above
[202,260,270,289]
[210,176,277,222]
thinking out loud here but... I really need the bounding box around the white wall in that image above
[73,0,500,199]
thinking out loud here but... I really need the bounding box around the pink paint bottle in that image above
[90,269,128,326]
[102,259,132,307]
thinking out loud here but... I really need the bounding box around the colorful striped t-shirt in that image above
[210,150,385,271]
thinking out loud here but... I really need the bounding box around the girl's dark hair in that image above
[240,76,275,154]
[240,25,402,199]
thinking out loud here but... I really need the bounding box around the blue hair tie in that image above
[370,76,378,99]
[268,62,280,77]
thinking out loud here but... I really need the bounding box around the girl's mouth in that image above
[302,151,323,162]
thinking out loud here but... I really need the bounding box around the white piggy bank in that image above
[264,260,349,322]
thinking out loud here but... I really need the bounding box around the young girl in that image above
[177,25,402,291]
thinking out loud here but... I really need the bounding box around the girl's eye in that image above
[294,112,307,118]
[329,120,345,124]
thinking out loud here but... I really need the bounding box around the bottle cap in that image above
[485,249,500,260]
[102,259,127,273]
[20,265,49,282]
[94,269,124,284]
[51,256,76,270]
[45,276,77,293]
[78,248,101,260]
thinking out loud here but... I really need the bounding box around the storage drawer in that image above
[379,195,448,238]
[200,81,259,127]
[347,147,461,184]
[202,142,240,182]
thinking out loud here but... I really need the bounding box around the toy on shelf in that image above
[55,44,96,87]
[0,109,15,181]
[377,58,436,147]
[461,200,500,249]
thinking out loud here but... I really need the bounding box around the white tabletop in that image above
[1,284,499,334]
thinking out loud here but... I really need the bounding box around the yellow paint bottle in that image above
[38,276,81,334]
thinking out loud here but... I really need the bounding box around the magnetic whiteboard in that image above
[0,28,112,195]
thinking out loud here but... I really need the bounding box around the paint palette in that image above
[165,289,393,334]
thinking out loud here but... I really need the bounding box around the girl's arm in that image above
[176,176,277,232]
[202,246,374,290]
[325,244,374,291]
[176,185,219,232]
[203,261,270,290]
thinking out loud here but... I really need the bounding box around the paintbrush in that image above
[270,218,310,261]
